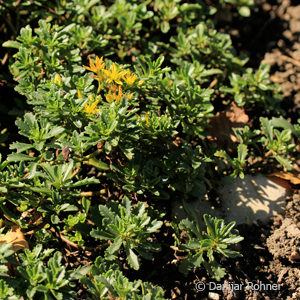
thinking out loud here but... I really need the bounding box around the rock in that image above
[172,174,288,225]
[217,174,288,224]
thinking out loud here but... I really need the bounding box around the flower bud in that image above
[54,74,62,86]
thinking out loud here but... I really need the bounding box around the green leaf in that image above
[203,260,226,281]
[222,236,244,244]
[201,69,223,77]
[147,220,163,233]
[15,113,36,138]
[237,144,248,163]
[35,285,49,293]
[83,158,109,170]
[271,117,296,134]
[161,21,170,33]
[260,117,273,142]
[90,229,114,240]
[203,214,215,237]
[69,266,91,280]
[10,142,33,153]
[178,259,192,275]
[126,247,139,270]
[51,215,60,224]
[190,252,204,267]
[82,198,91,214]
[44,126,65,139]
[0,186,8,193]
[217,248,243,258]
[62,161,74,182]
[7,153,35,162]
[238,6,251,17]
[98,205,115,222]
[273,153,292,170]
[180,3,203,12]
[2,40,21,49]
[108,237,123,255]
[220,221,236,237]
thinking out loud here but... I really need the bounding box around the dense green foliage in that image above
[0,0,298,298]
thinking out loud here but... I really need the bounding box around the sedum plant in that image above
[220,64,282,111]
[173,214,243,281]
[258,117,297,170]
[0,243,89,299]
[91,197,163,270]
[81,256,167,300]
[0,278,18,300]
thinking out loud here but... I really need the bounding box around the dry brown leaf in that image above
[0,226,29,251]
[268,171,300,185]
[208,102,249,151]
[62,145,70,162]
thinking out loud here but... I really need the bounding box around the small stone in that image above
[287,5,300,20]
[289,251,300,262]
[278,268,288,283]
[283,30,293,40]
[277,39,285,48]
[273,216,282,226]
[208,292,220,300]
[290,19,300,33]
[282,83,293,97]
[262,3,272,11]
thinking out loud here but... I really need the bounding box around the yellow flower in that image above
[109,84,119,92]
[123,71,137,85]
[84,56,105,74]
[84,95,100,114]
[105,91,115,103]
[77,90,83,99]
[138,80,144,86]
[84,101,100,114]
[105,86,124,103]
[117,86,123,102]
[103,63,127,85]
[144,112,150,127]
[54,74,62,86]
[126,93,133,99]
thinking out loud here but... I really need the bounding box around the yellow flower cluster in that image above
[82,56,141,115]
[84,94,101,115]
